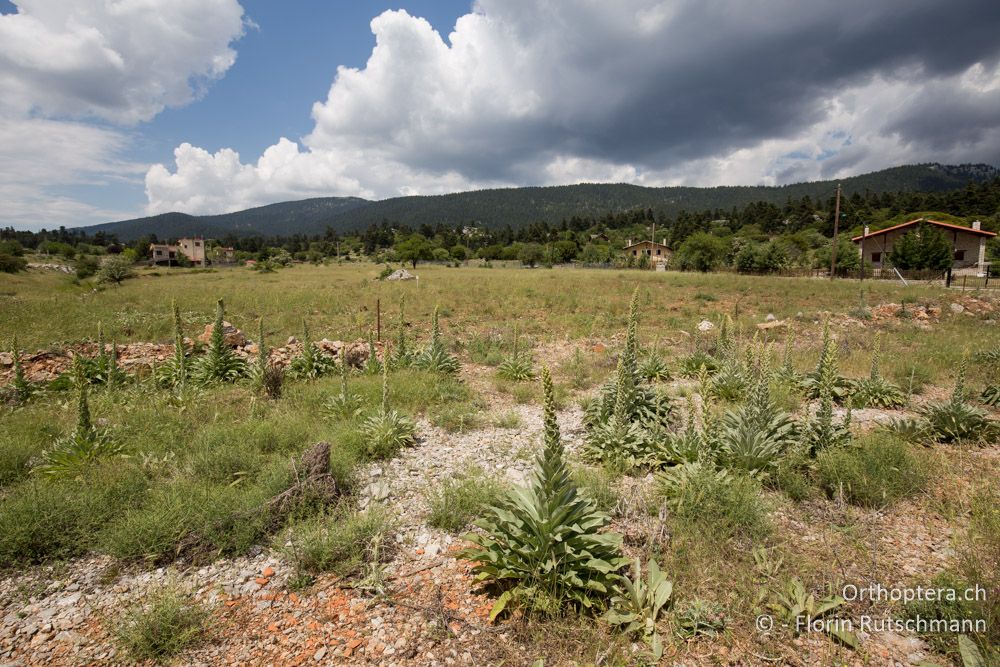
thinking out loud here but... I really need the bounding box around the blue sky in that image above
[1,1,999,230]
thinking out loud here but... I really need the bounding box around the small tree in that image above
[97,256,134,285]
[518,243,545,268]
[676,232,728,272]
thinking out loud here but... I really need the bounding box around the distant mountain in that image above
[81,163,998,240]
[82,197,370,241]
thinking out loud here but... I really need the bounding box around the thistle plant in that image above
[191,299,247,384]
[414,306,459,374]
[358,360,416,458]
[9,335,33,402]
[463,367,627,618]
[851,332,905,408]
[288,319,335,379]
[497,325,535,382]
[35,359,123,477]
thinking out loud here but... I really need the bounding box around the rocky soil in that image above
[1,300,997,665]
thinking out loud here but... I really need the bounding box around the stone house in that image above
[624,238,672,269]
[852,219,995,275]
[149,237,207,267]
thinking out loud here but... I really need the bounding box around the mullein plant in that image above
[805,331,852,455]
[249,318,269,392]
[463,367,627,619]
[323,348,361,418]
[362,332,383,375]
[155,300,189,388]
[191,299,247,384]
[584,288,674,430]
[919,353,996,443]
[584,356,652,467]
[288,319,335,379]
[359,358,416,458]
[800,319,852,402]
[35,358,123,477]
[850,332,905,408]
[716,341,798,475]
[496,324,535,382]
[389,298,414,369]
[773,324,801,385]
[413,306,460,375]
[9,336,33,402]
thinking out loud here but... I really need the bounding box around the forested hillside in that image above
[70,163,999,241]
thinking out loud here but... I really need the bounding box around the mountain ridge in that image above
[78,163,998,241]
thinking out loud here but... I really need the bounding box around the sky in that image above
[2,1,999,231]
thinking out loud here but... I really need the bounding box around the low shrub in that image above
[658,463,770,542]
[0,464,147,565]
[425,467,506,532]
[283,504,394,576]
[113,584,209,663]
[815,434,927,509]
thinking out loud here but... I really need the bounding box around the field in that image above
[0,262,998,666]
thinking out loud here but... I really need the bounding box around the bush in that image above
[657,463,770,542]
[0,252,27,273]
[815,434,927,508]
[114,585,209,663]
[0,465,146,565]
[283,504,394,576]
[96,255,134,285]
[425,468,506,532]
[75,255,99,279]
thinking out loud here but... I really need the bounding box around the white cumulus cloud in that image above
[0,0,248,229]
[145,0,1000,218]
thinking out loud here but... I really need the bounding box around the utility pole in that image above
[829,183,842,280]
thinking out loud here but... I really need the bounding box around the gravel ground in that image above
[0,364,995,666]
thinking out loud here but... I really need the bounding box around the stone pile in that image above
[0,333,378,384]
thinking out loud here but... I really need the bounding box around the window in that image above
[632,250,637,256]
[954,249,965,261]
[195,241,201,247]
[871,252,881,262]
[656,249,661,255]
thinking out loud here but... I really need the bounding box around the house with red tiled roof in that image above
[852,218,995,275]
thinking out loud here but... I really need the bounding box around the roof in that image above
[624,240,672,250]
[852,219,996,242]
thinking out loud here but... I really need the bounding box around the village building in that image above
[624,238,672,269]
[852,219,995,275]
[149,237,207,267]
